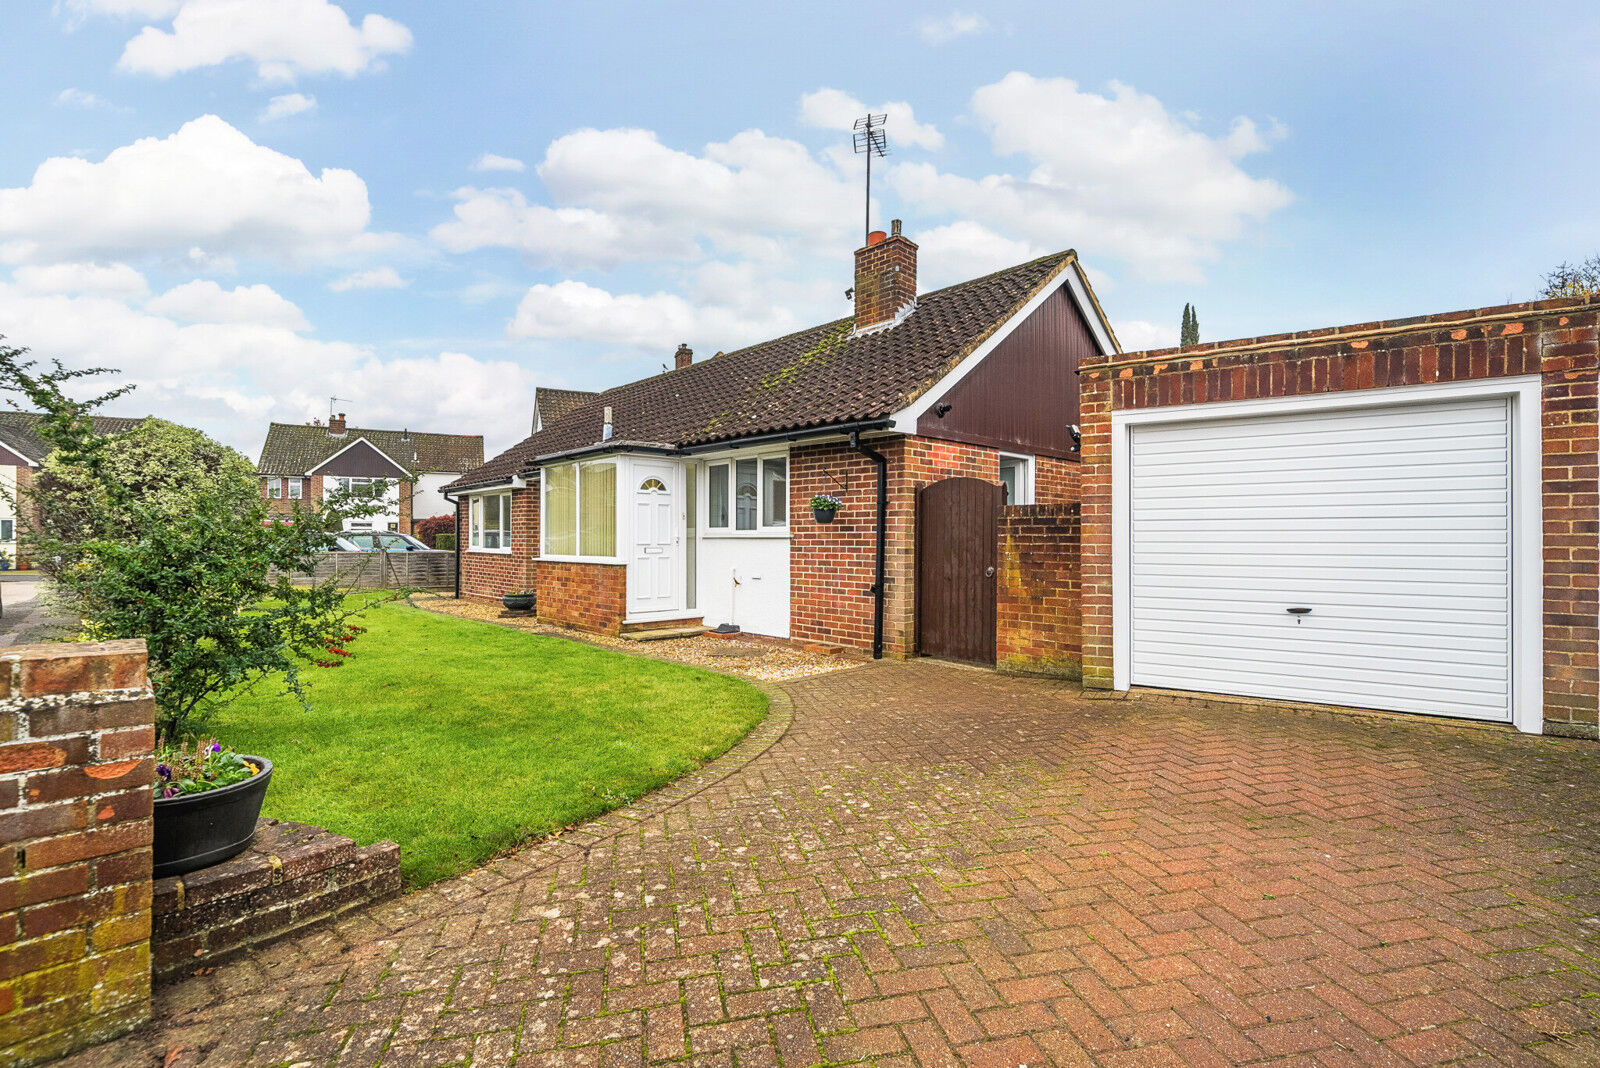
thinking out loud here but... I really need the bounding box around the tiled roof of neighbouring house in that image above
[0,411,148,464]
[257,424,484,476]
[534,387,599,429]
[451,250,1087,490]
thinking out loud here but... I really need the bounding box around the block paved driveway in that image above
[73,660,1600,1067]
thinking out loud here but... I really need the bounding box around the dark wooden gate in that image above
[916,476,1002,664]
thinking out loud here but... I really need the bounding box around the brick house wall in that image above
[537,563,627,635]
[996,504,1081,679]
[457,486,537,603]
[0,641,154,1067]
[792,436,1081,656]
[1077,298,1599,735]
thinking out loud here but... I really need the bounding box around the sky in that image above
[2,2,1597,462]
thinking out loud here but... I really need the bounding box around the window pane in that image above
[482,494,501,548]
[289,478,302,499]
[544,464,577,555]
[998,460,1016,504]
[0,519,12,541]
[579,462,616,557]
[762,458,786,526]
[708,464,729,528]
[469,498,482,547]
[735,459,758,530]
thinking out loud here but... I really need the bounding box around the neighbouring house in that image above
[0,411,146,567]
[256,415,484,535]
[1076,297,1598,737]
[446,222,1119,656]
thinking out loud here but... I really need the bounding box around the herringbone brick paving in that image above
[64,661,1600,1066]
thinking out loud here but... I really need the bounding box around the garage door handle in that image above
[985,566,996,577]
[1286,607,1312,615]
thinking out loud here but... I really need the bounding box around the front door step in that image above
[620,626,706,642]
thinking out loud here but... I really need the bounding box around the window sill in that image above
[538,555,625,565]
[467,547,513,555]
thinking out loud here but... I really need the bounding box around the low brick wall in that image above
[0,641,154,1068]
[152,819,399,982]
[537,561,627,635]
[996,504,1081,678]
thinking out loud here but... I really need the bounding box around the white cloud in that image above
[918,12,989,45]
[54,88,113,110]
[112,0,412,82]
[913,222,1041,288]
[508,279,800,353]
[0,115,378,266]
[890,73,1293,281]
[59,0,181,21]
[471,153,525,173]
[11,261,148,298]
[434,126,856,269]
[329,266,407,291]
[1111,319,1180,352]
[146,279,309,330]
[798,88,944,151]
[260,92,317,121]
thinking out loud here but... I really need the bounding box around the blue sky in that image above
[2,1,1596,460]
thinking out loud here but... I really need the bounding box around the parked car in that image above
[342,531,432,552]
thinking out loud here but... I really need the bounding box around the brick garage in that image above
[790,437,1081,657]
[1078,298,1598,736]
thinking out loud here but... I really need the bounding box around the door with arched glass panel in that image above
[628,461,679,617]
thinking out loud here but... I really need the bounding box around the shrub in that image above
[435,532,456,551]
[412,513,455,548]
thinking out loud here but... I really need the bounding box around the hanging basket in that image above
[813,507,837,524]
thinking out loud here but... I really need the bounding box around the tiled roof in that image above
[534,387,598,430]
[257,424,484,476]
[0,412,147,464]
[450,250,1083,490]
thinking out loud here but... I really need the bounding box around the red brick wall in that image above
[791,436,1080,656]
[0,641,154,1067]
[458,486,538,602]
[996,505,1081,679]
[536,562,626,635]
[1078,298,1599,735]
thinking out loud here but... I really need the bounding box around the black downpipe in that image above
[849,431,888,659]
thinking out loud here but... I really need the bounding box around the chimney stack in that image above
[602,405,614,442]
[675,343,693,370]
[328,412,347,436]
[854,219,917,332]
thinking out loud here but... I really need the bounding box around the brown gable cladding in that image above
[258,423,483,477]
[451,250,1089,491]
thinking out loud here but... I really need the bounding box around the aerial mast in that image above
[852,113,889,245]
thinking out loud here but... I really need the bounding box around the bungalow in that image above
[0,411,146,567]
[256,416,484,535]
[445,223,1119,657]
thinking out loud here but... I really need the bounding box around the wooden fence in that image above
[274,550,455,591]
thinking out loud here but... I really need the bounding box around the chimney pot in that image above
[328,412,347,436]
[675,343,693,370]
[602,405,614,442]
[867,229,887,247]
[890,219,902,237]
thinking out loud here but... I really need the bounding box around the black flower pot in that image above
[502,592,536,612]
[812,508,837,524]
[153,756,272,878]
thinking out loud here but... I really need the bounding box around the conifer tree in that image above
[1180,303,1199,346]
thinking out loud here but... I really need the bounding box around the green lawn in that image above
[216,599,767,886]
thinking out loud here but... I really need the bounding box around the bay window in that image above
[706,454,787,532]
[541,459,618,559]
[469,491,512,551]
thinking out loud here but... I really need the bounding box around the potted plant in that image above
[502,588,536,612]
[153,739,273,877]
[0,549,12,570]
[810,494,843,524]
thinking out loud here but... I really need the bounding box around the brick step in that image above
[620,626,706,642]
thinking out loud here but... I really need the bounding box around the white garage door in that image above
[1129,396,1512,721]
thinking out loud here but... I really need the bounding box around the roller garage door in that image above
[1129,395,1513,722]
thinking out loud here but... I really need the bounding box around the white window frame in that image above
[538,459,623,563]
[702,447,789,538]
[468,490,513,554]
[1109,375,1544,735]
[267,477,282,500]
[997,453,1035,506]
[287,477,303,500]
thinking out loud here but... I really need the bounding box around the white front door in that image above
[628,461,680,617]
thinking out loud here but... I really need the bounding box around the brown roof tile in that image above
[258,423,484,476]
[450,251,1082,490]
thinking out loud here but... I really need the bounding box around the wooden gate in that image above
[916,477,1002,664]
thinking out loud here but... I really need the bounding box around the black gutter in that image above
[678,418,893,455]
[848,429,889,659]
